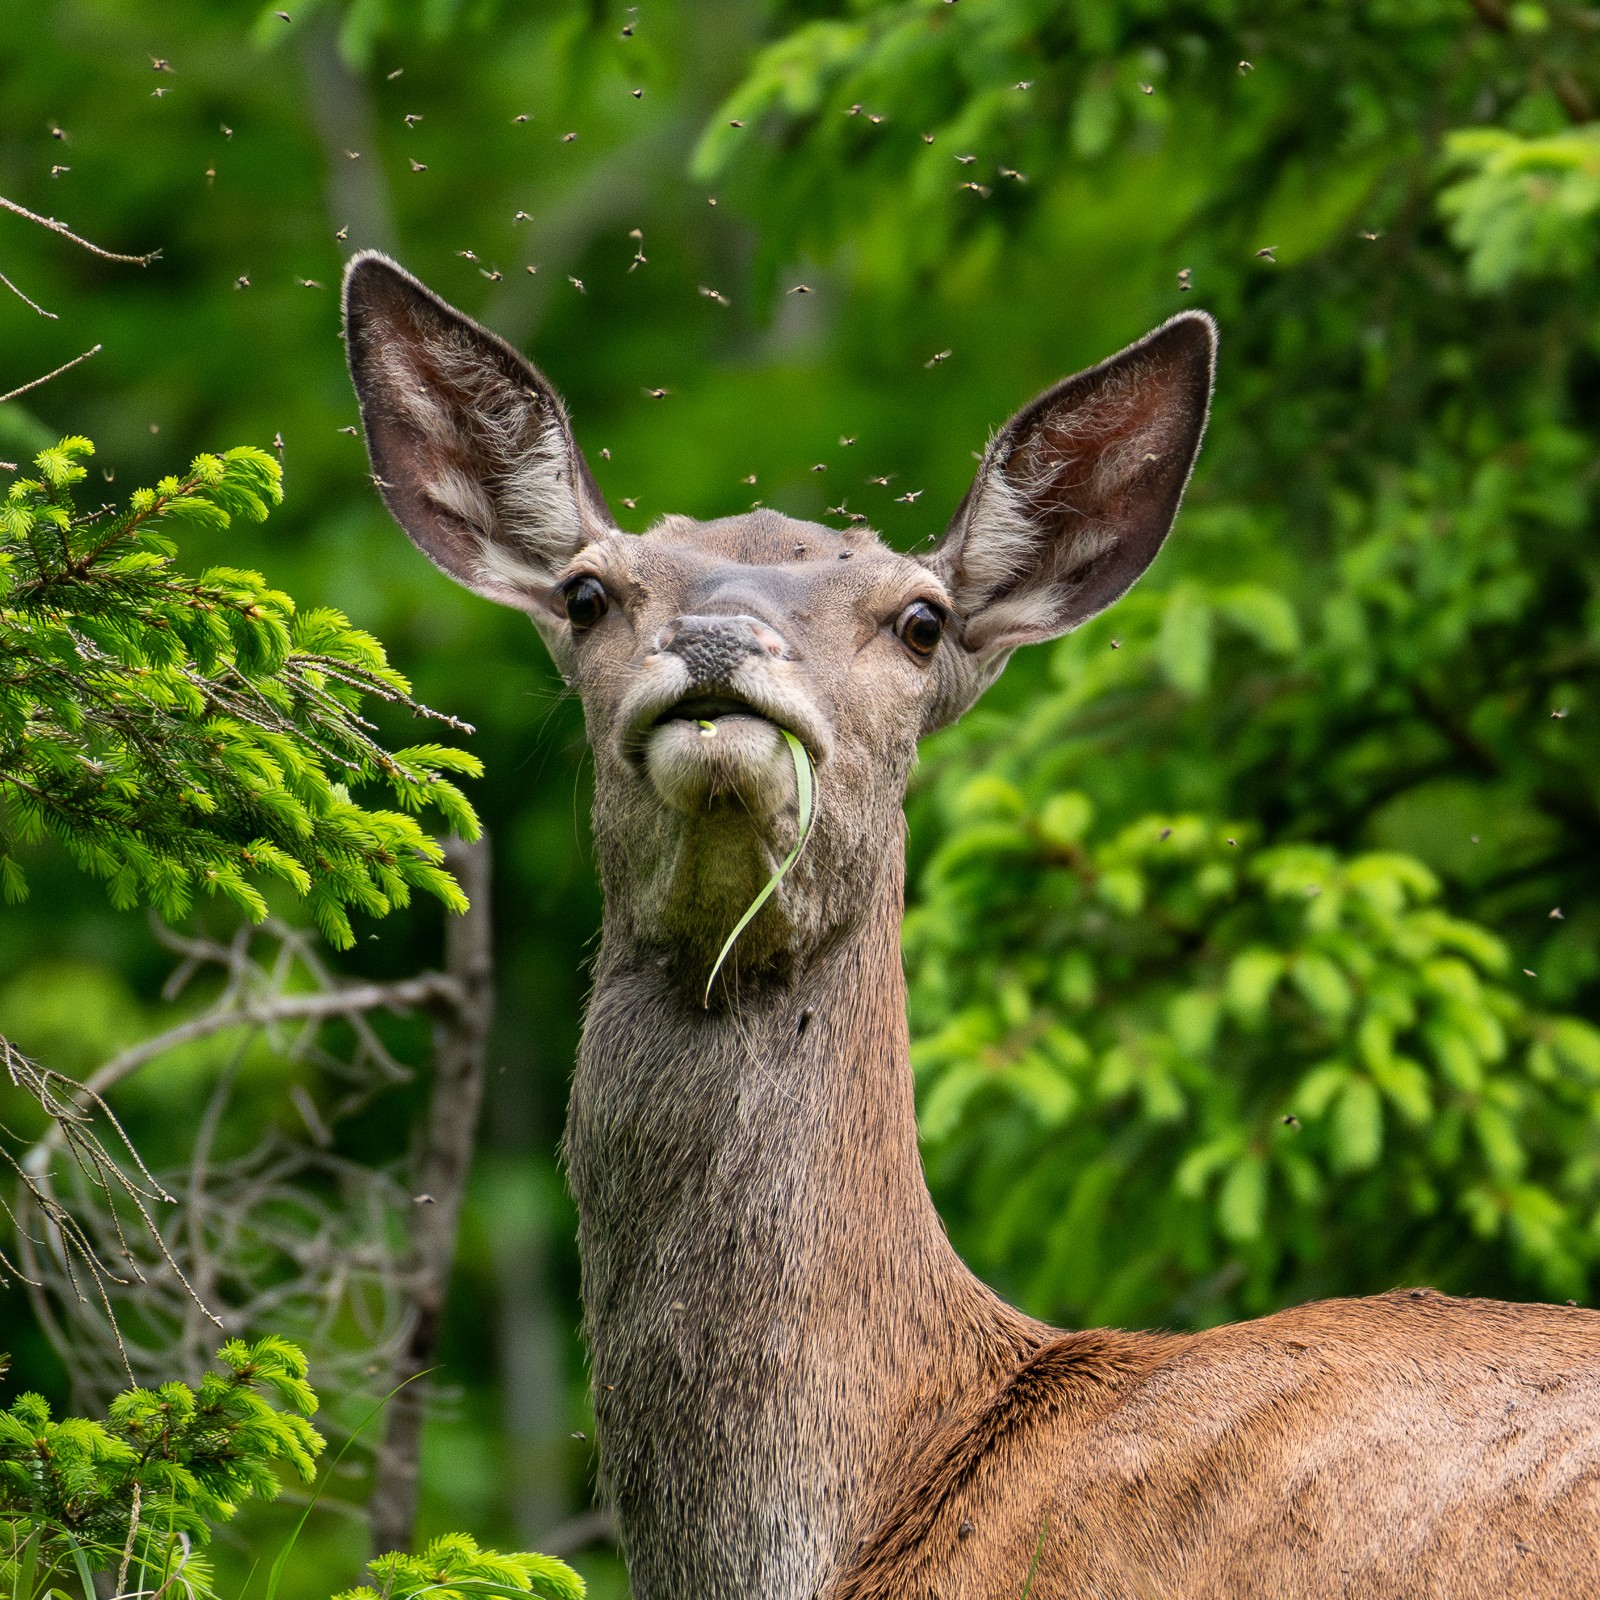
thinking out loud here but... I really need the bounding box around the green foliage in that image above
[0,439,481,948]
[338,1533,586,1600]
[909,775,1600,1324]
[1440,125,1600,291]
[0,1337,323,1600]
[899,354,1600,1328]
[0,1341,585,1600]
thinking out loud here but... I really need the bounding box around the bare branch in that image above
[0,194,160,266]
[0,267,59,319]
[46,970,460,1111]
[5,891,481,1490]
[0,344,102,407]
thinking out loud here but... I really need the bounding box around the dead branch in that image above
[0,195,160,266]
[0,268,59,319]
[62,969,458,1107]
[0,344,102,406]
[5,898,467,1415]
[4,837,496,1548]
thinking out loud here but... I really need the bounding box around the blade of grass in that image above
[15,1523,41,1600]
[257,1369,434,1600]
[703,729,815,1007]
[1019,1511,1050,1600]
[60,1532,96,1600]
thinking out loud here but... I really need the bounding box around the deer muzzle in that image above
[618,615,828,819]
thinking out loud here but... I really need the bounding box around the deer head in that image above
[344,253,1214,991]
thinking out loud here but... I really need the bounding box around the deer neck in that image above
[564,815,1044,1600]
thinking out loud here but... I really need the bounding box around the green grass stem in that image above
[703,729,815,1006]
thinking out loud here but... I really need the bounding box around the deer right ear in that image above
[921,312,1215,729]
[342,252,612,631]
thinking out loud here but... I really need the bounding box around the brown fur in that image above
[835,1293,1600,1599]
[342,253,1600,1599]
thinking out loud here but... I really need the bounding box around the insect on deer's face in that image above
[343,254,1216,972]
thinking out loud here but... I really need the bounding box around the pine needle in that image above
[703,729,815,1006]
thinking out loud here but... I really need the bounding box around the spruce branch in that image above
[0,436,482,944]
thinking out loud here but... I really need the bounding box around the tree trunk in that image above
[369,834,494,1555]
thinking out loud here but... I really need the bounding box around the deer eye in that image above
[895,600,946,657]
[562,576,609,630]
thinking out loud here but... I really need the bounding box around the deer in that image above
[343,250,1600,1600]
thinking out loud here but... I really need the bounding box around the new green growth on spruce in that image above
[338,1533,586,1600]
[0,437,482,948]
[0,1336,322,1600]
[0,1340,585,1600]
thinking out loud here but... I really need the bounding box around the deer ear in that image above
[925,312,1215,658]
[343,251,613,621]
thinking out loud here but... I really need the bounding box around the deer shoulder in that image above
[835,1290,1600,1599]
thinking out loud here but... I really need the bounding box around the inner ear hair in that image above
[343,251,612,610]
[932,311,1216,652]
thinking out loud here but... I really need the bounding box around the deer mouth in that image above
[652,693,773,729]
[634,690,808,817]
[618,673,830,800]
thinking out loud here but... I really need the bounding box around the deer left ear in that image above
[925,311,1216,657]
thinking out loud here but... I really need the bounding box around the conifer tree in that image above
[0,436,481,950]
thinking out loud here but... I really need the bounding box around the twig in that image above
[0,195,160,266]
[38,972,462,1114]
[180,1049,244,1376]
[116,1481,142,1598]
[0,267,58,319]
[0,344,102,407]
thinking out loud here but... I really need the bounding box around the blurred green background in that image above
[3,1,1600,1594]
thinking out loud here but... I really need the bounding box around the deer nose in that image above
[658,614,788,683]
